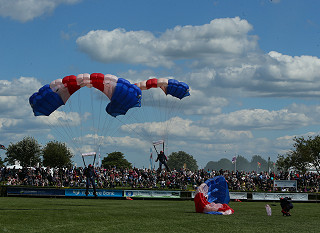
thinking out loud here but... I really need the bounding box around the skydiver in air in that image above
[156,151,170,172]
[84,164,97,197]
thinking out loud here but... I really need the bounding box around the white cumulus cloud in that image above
[0,0,81,22]
[76,17,258,67]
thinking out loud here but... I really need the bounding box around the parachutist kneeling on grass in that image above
[84,164,97,197]
[280,197,293,216]
[156,151,170,172]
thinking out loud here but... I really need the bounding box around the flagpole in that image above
[98,145,101,168]
[232,154,237,172]
[150,148,153,170]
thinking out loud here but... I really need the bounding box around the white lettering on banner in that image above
[102,191,115,196]
[69,189,117,196]
[124,190,180,198]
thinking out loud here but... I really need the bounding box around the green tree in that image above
[277,136,320,174]
[276,154,291,172]
[5,136,41,167]
[204,161,218,171]
[42,141,73,168]
[0,157,4,167]
[167,151,198,171]
[250,155,268,172]
[217,158,233,171]
[204,158,233,171]
[102,151,132,168]
[234,155,250,171]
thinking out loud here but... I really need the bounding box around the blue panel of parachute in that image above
[106,78,142,117]
[205,176,230,204]
[166,79,190,99]
[29,84,64,116]
[206,211,223,215]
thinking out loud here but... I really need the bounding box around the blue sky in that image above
[1,0,320,168]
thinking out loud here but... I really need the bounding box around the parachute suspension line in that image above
[97,114,120,152]
[96,91,104,148]
[131,105,154,141]
[110,92,155,145]
[97,115,112,146]
[144,89,166,142]
[154,90,165,139]
[45,117,77,151]
[76,89,84,155]
[115,116,154,145]
[149,89,171,153]
[66,89,82,153]
[56,89,88,158]
[121,109,155,144]
[166,96,187,153]
[96,95,119,153]
[101,123,124,153]
[90,88,97,148]
[163,92,171,152]
[45,107,81,159]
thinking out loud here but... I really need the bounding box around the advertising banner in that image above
[7,187,65,196]
[124,190,180,198]
[65,189,123,197]
[252,192,308,201]
[274,180,297,189]
[230,192,248,200]
[191,191,247,199]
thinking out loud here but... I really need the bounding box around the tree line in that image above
[2,136,73,168]
[205,135,320,174]
[0,136,199,170]
[204,155,275,172]
[1,135,320,174]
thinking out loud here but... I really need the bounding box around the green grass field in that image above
[0,197,318,233]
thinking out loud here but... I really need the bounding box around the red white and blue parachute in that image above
[135,78,190,99]
[29,73,142,117]
[194,176,234,215]
[133,77,190,153]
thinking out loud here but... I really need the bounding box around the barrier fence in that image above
[3,186,320,202]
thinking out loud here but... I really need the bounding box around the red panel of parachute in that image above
[62,75,80,95]
[90,73,105,92]
[146,78,158,89]
[194,192,210,213]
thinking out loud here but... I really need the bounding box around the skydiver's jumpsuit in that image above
[156,151,170,171]
[280,197,293,216]
[84,166,97,197]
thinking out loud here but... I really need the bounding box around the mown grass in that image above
[0,197,318,233]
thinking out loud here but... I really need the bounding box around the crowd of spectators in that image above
[0,166,319,192]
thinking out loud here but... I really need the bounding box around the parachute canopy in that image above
[127,77,190,154]
[135,78,190,100]
[194,176,234,215]
[29,73,142,117]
